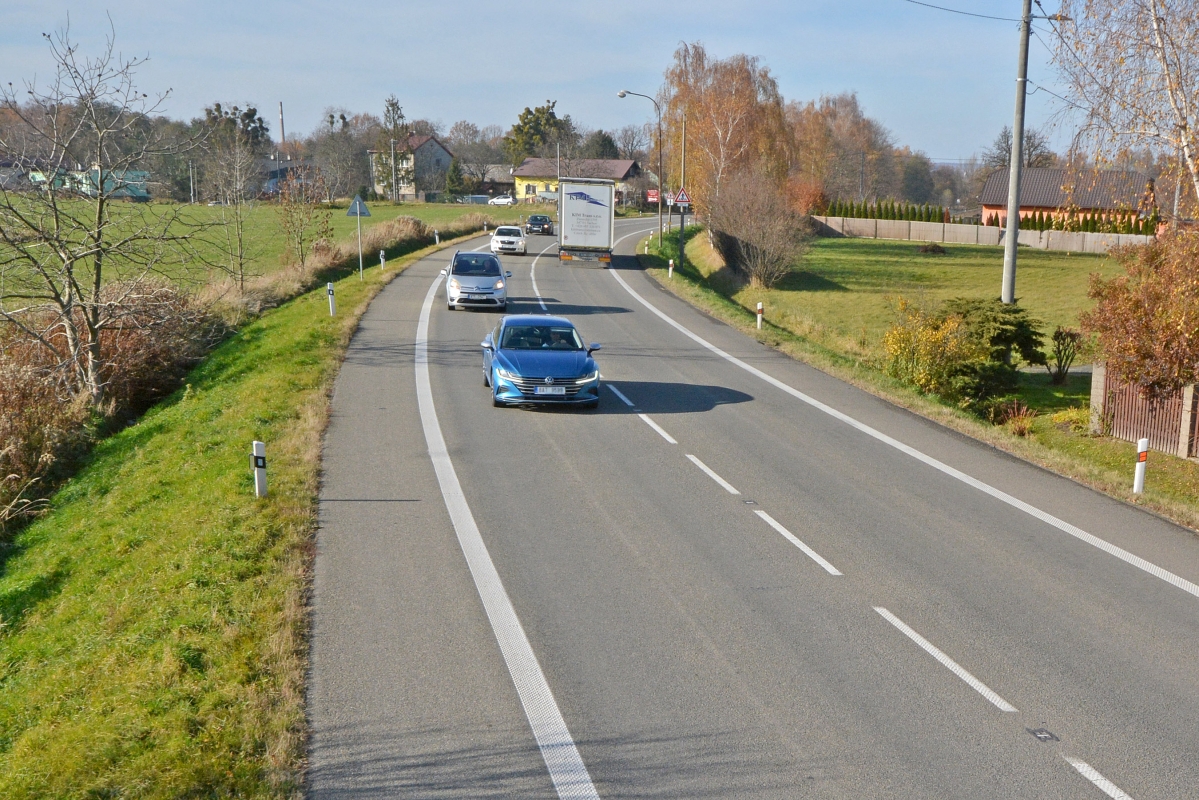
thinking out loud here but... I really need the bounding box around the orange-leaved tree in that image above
[1081,229,1199,398]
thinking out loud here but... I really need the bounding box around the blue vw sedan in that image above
[481,315,601,408]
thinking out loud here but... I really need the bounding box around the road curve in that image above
[310,217,1199,798]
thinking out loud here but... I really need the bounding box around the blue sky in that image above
[2,1,1068,159]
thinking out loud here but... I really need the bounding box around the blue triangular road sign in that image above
[347,195,371,217]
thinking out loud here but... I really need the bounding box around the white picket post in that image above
[252,441,267,498]
[1133,438,1149,494]
[757,301,764,330]
[668,259,674,279]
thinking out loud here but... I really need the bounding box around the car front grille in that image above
[508,376,584,397]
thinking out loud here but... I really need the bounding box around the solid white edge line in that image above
[754,510,842,575]
[873,606,1018,713]
[607,268,1199,604]
[638,414,678,444]
[1062,756,1134,799]
[606,384,635,407]
[686,454,741,495]
[417,274,600,800]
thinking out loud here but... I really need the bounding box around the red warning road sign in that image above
[675,187,692,205]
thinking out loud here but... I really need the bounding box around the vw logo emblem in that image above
[544,376,554,384]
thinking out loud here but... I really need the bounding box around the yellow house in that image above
[512,158,640,202]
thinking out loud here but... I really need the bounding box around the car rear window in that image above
[495,227,521,236]
[500,325,583,350]
[452,254,502,276]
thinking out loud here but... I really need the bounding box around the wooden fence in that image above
[1090,364,1198,458]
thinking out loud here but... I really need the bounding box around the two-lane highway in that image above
[309,218,1199,797]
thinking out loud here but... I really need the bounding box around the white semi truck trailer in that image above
[557,178,616,264]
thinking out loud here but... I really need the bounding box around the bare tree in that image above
[1054,0,1199,215]
[0,25,205,406]
[616,123,649,161]
[203,103,268,290]
[275,166,332,269]
[446,120,505,189]
[709,165,808,288]
[310,108,374,201]
[981,125,1058,169]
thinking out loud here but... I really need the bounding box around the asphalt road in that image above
[309,218,1199,798]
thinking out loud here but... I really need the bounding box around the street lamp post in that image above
[618,89,663,249]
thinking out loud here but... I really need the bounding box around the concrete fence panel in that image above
[1046,231,1085,252]
[843,218,878,238]
[875,220,911,240]
[942,223,980,244]
[910,221,943,242]
[812,216,845,236]
[977,226,1002,246]
[1117,233,1154,248]
[1085,232,1121,254]
[1017,229,1046,248]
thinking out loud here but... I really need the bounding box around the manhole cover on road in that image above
[1027,727,1060,742]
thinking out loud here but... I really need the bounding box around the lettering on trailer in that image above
[566,190,608,208]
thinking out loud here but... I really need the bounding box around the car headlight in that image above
[575,370,599,384]
[495,367,518,381]
[448,278,460,290]
[494,279,505,290]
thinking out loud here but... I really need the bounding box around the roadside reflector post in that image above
[484,221,488,232]
[251,441,267,498]
[668,259,674,279]
[757,301,764,330]
[379,249,386,271]
[327,282,336,316]
[434,229,440,245]
[1133,437,1149,494]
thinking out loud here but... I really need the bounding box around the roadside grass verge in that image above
[640,231,1199,532]
[0,231,475,796]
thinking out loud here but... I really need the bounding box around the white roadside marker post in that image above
[327,282,336,316]
[251,441,267,498]
[484,221,488,232]
[668,259,674,279]
[1133,437,1149,494]
[757,301,764,330]
[434,229,440,245]
[379,249,386,271]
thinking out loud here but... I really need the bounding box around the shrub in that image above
[940,297,1046,367]
[1049,326,1083,384]
[917,242,946,254]
[1050,406,1091,434]
[999,399,1038,436]
[883,299,982,397]
[709,166,809,289]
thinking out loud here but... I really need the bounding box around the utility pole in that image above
[278,101,286,146]
[679,115,687,265]
[1001,0,1033,305]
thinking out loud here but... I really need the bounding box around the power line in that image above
[900,0,1020,22]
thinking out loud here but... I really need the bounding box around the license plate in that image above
[535,386,566,395]
[468,293,487,299]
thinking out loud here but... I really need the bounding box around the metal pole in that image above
[679,115,686,267]
[357,213,363,281]
[390,138,397,203]
[1001,0,1033,305]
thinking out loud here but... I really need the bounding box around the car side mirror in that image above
[587,343,602,354]
[480,341,492,349]
[440,268,447,276]
[505,271,512,278]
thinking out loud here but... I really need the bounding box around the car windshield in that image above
[500,325,584,350]
[495,227,521,236]
[452,254,501,276]
[529,216,549,223]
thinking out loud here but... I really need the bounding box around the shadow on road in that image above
[504,380,752,415]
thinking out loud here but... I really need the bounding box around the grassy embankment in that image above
[0,221,479,795]
[641,230,1199,530]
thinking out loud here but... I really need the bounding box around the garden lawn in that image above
[0,231,464,797]
[682,235,1121,362]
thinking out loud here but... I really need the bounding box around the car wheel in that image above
[447,303,455,311]
[492,392,504,408]
[484,370,491,387]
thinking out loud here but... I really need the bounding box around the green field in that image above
[683,236,1120,361]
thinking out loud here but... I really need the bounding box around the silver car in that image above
[443,251,511,311]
